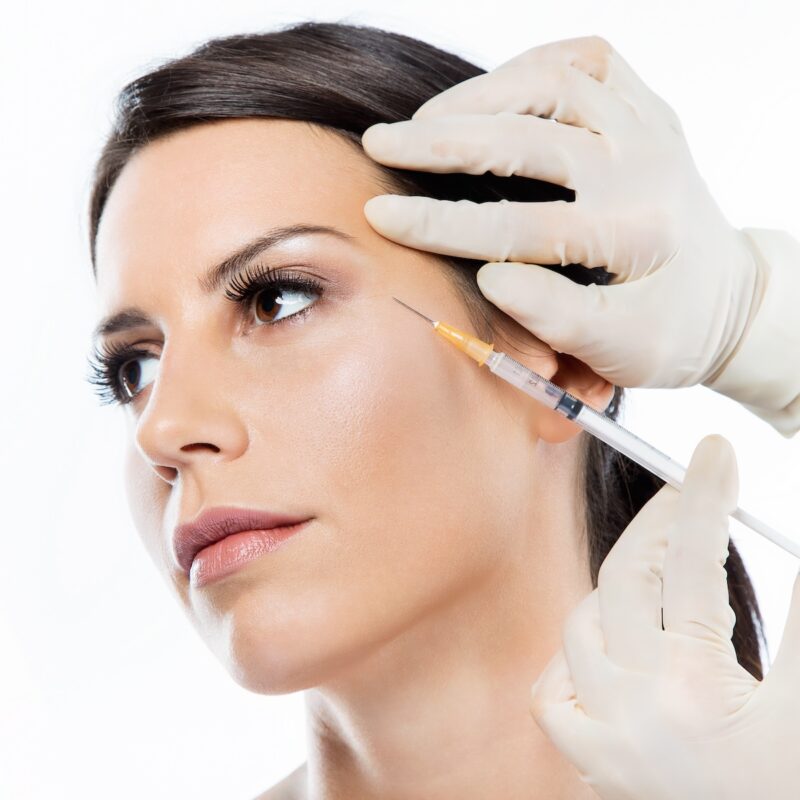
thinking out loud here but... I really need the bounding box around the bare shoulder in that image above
[251,762,308,800]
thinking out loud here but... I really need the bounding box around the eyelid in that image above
[86,339,160,407]
[224,261,330,296]
[223,262,326,329]
[88,264,330,406]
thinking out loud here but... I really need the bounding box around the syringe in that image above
[393,297,799,558]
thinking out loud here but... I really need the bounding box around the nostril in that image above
[180,443,221,454]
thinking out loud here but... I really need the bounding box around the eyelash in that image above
[87,265,325,407]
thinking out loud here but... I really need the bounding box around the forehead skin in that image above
[95,118,420,305]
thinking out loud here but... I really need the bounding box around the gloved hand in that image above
[528,434,800,800]
[361,36,800,438]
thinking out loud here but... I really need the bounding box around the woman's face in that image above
[93,118,575,693]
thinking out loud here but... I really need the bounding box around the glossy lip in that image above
[173,506,313,576]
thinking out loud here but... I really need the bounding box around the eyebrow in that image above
[91,224,354,343]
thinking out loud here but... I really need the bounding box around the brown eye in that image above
[119,359,141,398]
[224,266,325,328]
[251,286,317,326]
[119,355,158,399]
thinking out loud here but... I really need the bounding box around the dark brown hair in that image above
[88,20,766,678]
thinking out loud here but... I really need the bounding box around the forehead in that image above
[93,118,382,299]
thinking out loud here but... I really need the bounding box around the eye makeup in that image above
[86,264,326,407]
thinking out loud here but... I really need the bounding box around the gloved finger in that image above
[530,647,575,714]
[413,36,617,119]
[413,35,668,133]
[363,195,610,268]
[492,35,613,74]
[561,589,621,721]
[408,61,636,137]
[530,635,624,786]
[661,435,739,648]
[533,703,628,797]
[597,484,678,672]
[476,264,670,383]
[491,36,680,132]
[362,111,608,189]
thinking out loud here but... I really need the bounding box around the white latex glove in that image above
[361,36,800,438]
[528,434,800,800]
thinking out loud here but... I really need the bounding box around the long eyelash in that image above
[86,266,324,408]
[224,263,324,309]
[86,339,154,407]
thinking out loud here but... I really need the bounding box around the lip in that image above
[173,506,313,578]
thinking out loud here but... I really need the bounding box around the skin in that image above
[94,118,614,799]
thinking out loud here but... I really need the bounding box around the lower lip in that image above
[189,520,311,588]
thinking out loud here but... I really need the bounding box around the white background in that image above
[1,1,798,797]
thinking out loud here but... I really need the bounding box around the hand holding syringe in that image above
[393,297,799,558]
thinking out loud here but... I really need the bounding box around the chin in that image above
[187,562,438,695]
[196,587,368,695]
[223,629,385,696]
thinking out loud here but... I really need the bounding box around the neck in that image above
[303,447,597,800]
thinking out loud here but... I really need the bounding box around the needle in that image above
[392,297,435,326]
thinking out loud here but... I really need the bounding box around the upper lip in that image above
[173,506,311,576]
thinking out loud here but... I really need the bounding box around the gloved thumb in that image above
[477,262,625,356]
[661,434,739,647]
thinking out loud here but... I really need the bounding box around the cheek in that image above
[218,323,517,692]
[324,343,512,590]
[268,322,492,531]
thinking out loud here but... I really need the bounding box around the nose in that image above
[133,338,249,483]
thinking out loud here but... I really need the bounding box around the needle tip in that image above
[392,297,435,326]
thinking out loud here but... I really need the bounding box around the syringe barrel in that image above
[483,352,800,557]
[485,352,566,411]
[575,403,687,488]
[487,351,687,487]
[483,351,798,556]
